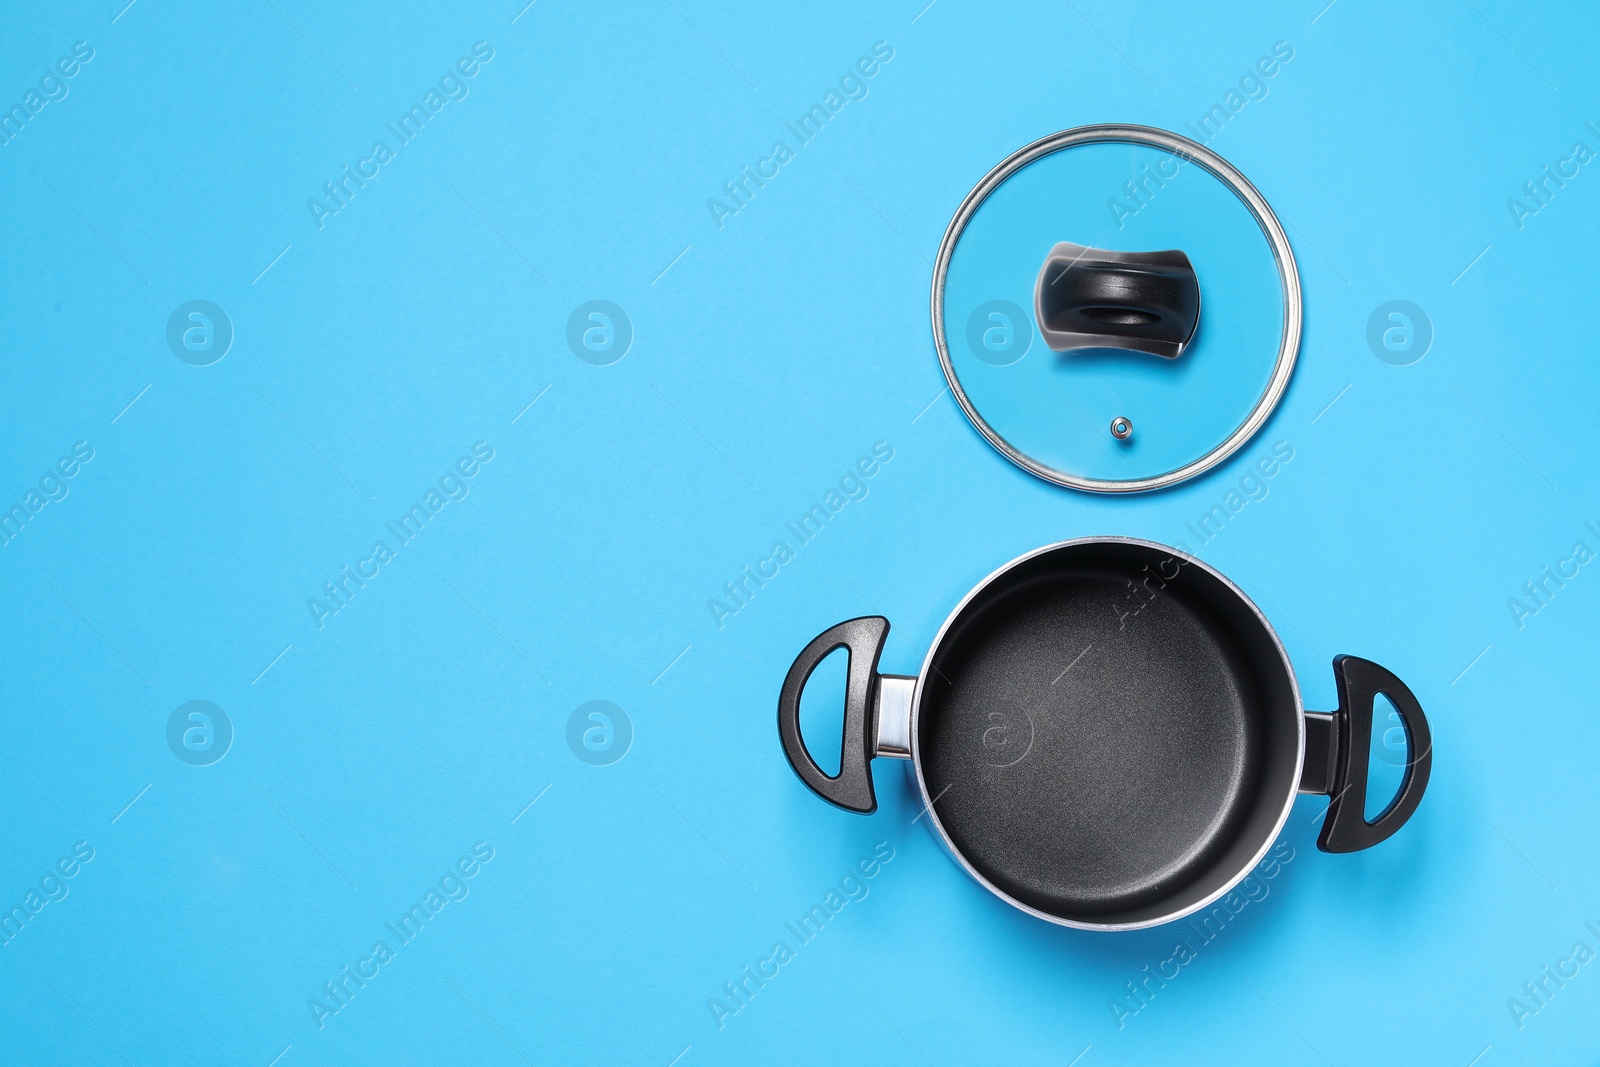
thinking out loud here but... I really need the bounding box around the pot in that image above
[777,538,1432,930]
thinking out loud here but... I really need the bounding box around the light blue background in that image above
[1,1,1596,1064]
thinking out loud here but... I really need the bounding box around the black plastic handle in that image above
[777,616,889,814]
[1300,656,1433,853]
[1033,241,1200,359]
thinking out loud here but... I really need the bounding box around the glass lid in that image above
[932,125,1301,493]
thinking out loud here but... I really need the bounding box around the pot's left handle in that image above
[777,616,891,814]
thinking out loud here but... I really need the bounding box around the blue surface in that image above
[1,1,1597,1065]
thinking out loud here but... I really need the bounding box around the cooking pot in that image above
[777,538,1432,930]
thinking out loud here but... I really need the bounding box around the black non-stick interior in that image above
[917,541,1301,926]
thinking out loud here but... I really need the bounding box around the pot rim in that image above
[906,536,1306,931]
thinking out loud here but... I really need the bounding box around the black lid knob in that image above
[1033,242,1200,359]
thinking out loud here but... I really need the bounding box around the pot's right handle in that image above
[1300,656,1433,853]
[777,617,890,815]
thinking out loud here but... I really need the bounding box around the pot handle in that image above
[1300,656,1433,853]
[777,616,889,814]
